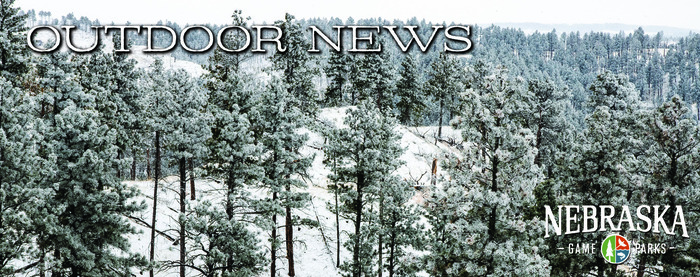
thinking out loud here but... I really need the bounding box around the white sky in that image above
[14,0,700,30]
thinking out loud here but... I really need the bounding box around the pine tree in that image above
[201,11,266,276]
[325,51,350,106]
[373,46,395,114]
[641,95,700,276]
[186,200,265,277]
[426,52,463,139]
[271,13,318,117]
[322,123,348,268]
[258,78,313,277]
[558,71,644,276]
[426,66,548,276]
[0,77,46,275]
[348,39,395,113]
[378,178,425,277]
[267,13,320,276]
[164,69,212,277]
[395,54,425,125]
[144,58,172,277]
[111,39,147,180]
[203,10,251,83]
[33,51,146,277]
[0,0,29,82]
[0,3,41,274]
[326,101,404,277]
[76,34,145,181]
[348,55,366,105]
[519,79,578,275]
[524,79,571,174]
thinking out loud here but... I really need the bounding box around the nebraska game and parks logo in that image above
[544,205,688,262]
[601,234,630,264]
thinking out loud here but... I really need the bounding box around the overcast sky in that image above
[14,0,700,30]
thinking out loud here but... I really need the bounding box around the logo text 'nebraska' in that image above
[544,205,688,238]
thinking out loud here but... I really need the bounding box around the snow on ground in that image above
[125,45,206,77]
[29,27,466,277]
[124,107,462,277]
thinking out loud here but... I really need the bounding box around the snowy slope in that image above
[32,28,464,276]
[125,107,461,277]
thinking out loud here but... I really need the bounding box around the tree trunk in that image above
[335,183,341,268]
[378,190,384,277]
[352,171,365,277]
[149,131,161,277]
[52,248,61,277]
[285,175,296,277]
[39,248,45,277]
[189,158,195,200]
[661,155,679,277]
[377,88,383,114]
[431,158,438,186]
[534,109,543,168]
[147,148,151,180]
[637,254,646,277]
[226,170,235,220]
[437,99,444,140]
[179,157,186,277]
[388,224,396,277]
[117,149,123,179]
[286,202,295,277]
[596,233,606,277]
[225,169,235,272]
[449,94,455,121]
[271,192,277,277]
[0,146,3,263]
[486,137,499,276]
[131,148,137,180]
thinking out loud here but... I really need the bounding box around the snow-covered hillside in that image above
[125,107,461,277]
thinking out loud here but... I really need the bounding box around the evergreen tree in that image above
[0,77,46,275]
[640,95,700,276]
[0,3,41,274]
[326,101,404,277]
[268,14,320,276]
[525,79,571,174]
[373,47,395,114]
[521,80,577,275]
[426,66,548,276]
[76,35,145,181]
[558,71,644,276]
[202,11,266,276]
[203,10,251,83]
[426,52,463,139]
[144,58,172,277]
[271,13,318,117]
[325,50,350,106]
[186,200,265,277]
[378,178,425,277]
[0,0,29,81]
[348,39,395,113]
[164,69,212,277]
[33,51,146,277]
[258,78,313,277]
[322,122,348,268]
[395,54,425,125]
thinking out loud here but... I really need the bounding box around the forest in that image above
[2,0,700,276]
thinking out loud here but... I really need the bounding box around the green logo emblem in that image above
[601,234,630,264]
